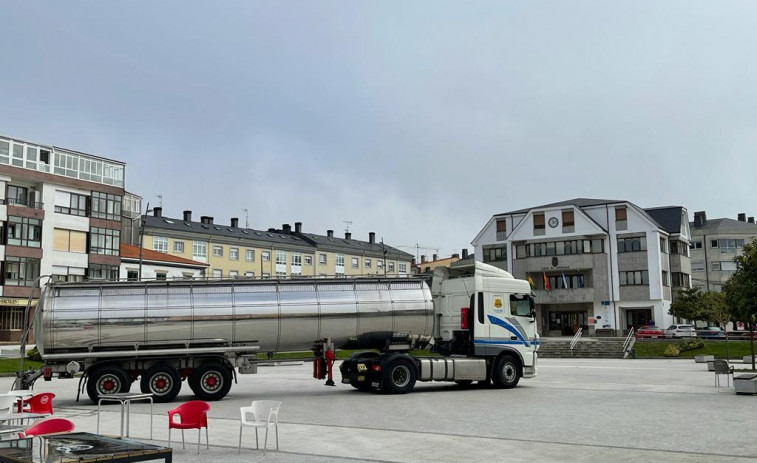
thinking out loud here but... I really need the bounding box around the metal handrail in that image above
[623,327,635,352]
[570,327,583,353]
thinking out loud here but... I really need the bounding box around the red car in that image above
[635,326,664,339]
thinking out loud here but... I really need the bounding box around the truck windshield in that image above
[510,293,534,317]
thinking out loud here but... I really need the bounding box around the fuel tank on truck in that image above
[35,277,434,356]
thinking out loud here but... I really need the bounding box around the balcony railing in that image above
[1,198,44,209]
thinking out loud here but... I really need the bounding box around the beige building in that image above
[140,209,413,279]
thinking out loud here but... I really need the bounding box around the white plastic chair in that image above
[0,395,16,419]
[238,400,281,454]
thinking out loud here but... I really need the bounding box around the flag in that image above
[561,272,569,289]
[578,275,585,288]
[543,272,550,291]
[527,274,535,289]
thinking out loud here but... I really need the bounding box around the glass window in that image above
[213,246,223,257]
[6,185,30,207]
[291,252,302,266]
[276,250,287,265]
[90,227,120,255]
[319,253,327,265]
[90,192,122,220]
[153,236,168,253]
[351,257,359,268]
[246,249,255,261]
[496,219,507,240]
[173,241,185,253]
[212,269,222,278]
[335,254,345,267]
[388,262,395,272]
[262,251,271,261]
[365,258,372,268]
[304,255,312,265]
[510,294,533,317]
[193,241,207,260]
[230,248,239,260]
[87,264,118,281]
[54,191,88,216]
[398,262,407,274]
[7,216,42,248]
[4,257,41,286]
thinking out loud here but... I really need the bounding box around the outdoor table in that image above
[0,413,50,426]
[97,393,153,439]
[0,432,172,462]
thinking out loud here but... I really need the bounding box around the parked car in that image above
[664,324,697,338]
[697,326,725,338]
[635,326,664,339]
[727,330,757,340]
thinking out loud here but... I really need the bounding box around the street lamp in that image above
[138,202,153,281]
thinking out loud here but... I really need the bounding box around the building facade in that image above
[139,209,413,279]
[0,134,126,341]
[689,211,757,292]
[120,243,207,280]
[411,251,465,275]
[473,198,691,337]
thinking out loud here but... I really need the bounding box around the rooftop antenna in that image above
[343,220,352,233]
[242,208,249,228]
[156,194,163,208]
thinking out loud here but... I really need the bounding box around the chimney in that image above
[231,218,239,228]
[750,217,755,224]
[268,228,276,232]
[421,255,426,264]
[327,230,334,238]
[452,253,459,258]
[283,224,291,234]
[369,232,375,244]
[738,213,746,222]
[345,232,352,240]
[183,210,192,221]
[462,249,469,258]
[153,207,162,217]
[693,211,707,228]
[207,217,214,225]
[200,216,210,224]
[433,253,438,261]
[295,222,302,234]
[412,258,416,266]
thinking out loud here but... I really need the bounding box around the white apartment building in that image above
[473,198,691,337]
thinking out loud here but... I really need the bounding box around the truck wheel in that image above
[491,355,520,389]
[189,362,232,401]
[382,358,416,394]
[86,366,130,403]
[140,364,182,403]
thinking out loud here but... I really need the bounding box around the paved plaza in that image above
[2,358,756,462]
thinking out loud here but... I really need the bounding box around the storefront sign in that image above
[0,298,37,306]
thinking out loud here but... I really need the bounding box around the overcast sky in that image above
[1,2,755,260]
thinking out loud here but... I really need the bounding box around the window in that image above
[7,217,42,248]
[173,241,185,253]
[193,241,207,260]
[6,185,30,207]
[153,236,168,253]
[155,272,167,280]
[690,241,703,250]
[246,249,255,261]
[398,262,407,274]
[711,240,719,248]
[319,253,327,265]
[90,192,122,221]
[533,213,545,235]
[291,252,302,266]
[54,191,88,216]
[336,254,345,267]
[662,270,670,287]
[262,273,270,278]
[0,308,24,330]
[388,262,395,272]
[719,239,744,254]
[230,248,239,260]
[712,262,721,271]
[213,245,223,257]
[670,240,689,257]
[4,257,41,286]
[672,272,690,288]
[496,219,507,241]
[483,245,507,263]
[127,270,138,281]
[229,270,239,278]
[617,236,646,253]
[615,207,627,231]
[244,271,254,277]
[351,257,359,269]
[182,273,194,279]
[0,140,8,165]
[262,251,271,261]
[90,227,120,255]
[276,251,287,265]
[562,210,575,233]
[53,229,87,253]
[377,260,384,269]
[619,270,649,286]
[87,264,118,281]
[304,256,312,265]
[212,269,222,278]
[660,238,667,253]
[365,258,372,268]
[691,262,705,273]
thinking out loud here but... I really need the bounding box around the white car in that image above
[665,324,697,338]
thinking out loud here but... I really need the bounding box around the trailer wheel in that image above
[491,355,520,389]
[86,366,130,403]
[189,362,232,401]
[382,358,416,394]
[140,364,182,403]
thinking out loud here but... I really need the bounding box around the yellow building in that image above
[140,208,413,279]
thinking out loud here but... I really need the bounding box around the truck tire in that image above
[382,358,416,394]
[140,364,182,403]
[491,355,520,389]
[86,366,130,403]
[189,362,232,401]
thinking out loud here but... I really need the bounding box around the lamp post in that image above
[138,202,153,281]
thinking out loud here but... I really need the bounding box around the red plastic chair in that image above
[167,400,210,454]
[22,392,55,415]
[20,417,75,461]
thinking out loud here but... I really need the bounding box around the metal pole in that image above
[16,274,51,389]
[138,203,150,281]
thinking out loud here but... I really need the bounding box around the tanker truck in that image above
[16,261,538,403]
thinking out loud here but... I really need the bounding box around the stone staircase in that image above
[538,337,630,359]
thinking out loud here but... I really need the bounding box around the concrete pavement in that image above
[2,358,756,462]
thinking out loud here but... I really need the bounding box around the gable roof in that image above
[644,206,685,235]
[690,217,757,235]
[500,198,625,216]
[120,244,209,267]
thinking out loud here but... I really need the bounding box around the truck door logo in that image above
[493,298,502,308]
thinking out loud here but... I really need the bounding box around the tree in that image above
[723,240,757,370]
[669,287,708,322]
[702,291,732,360]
